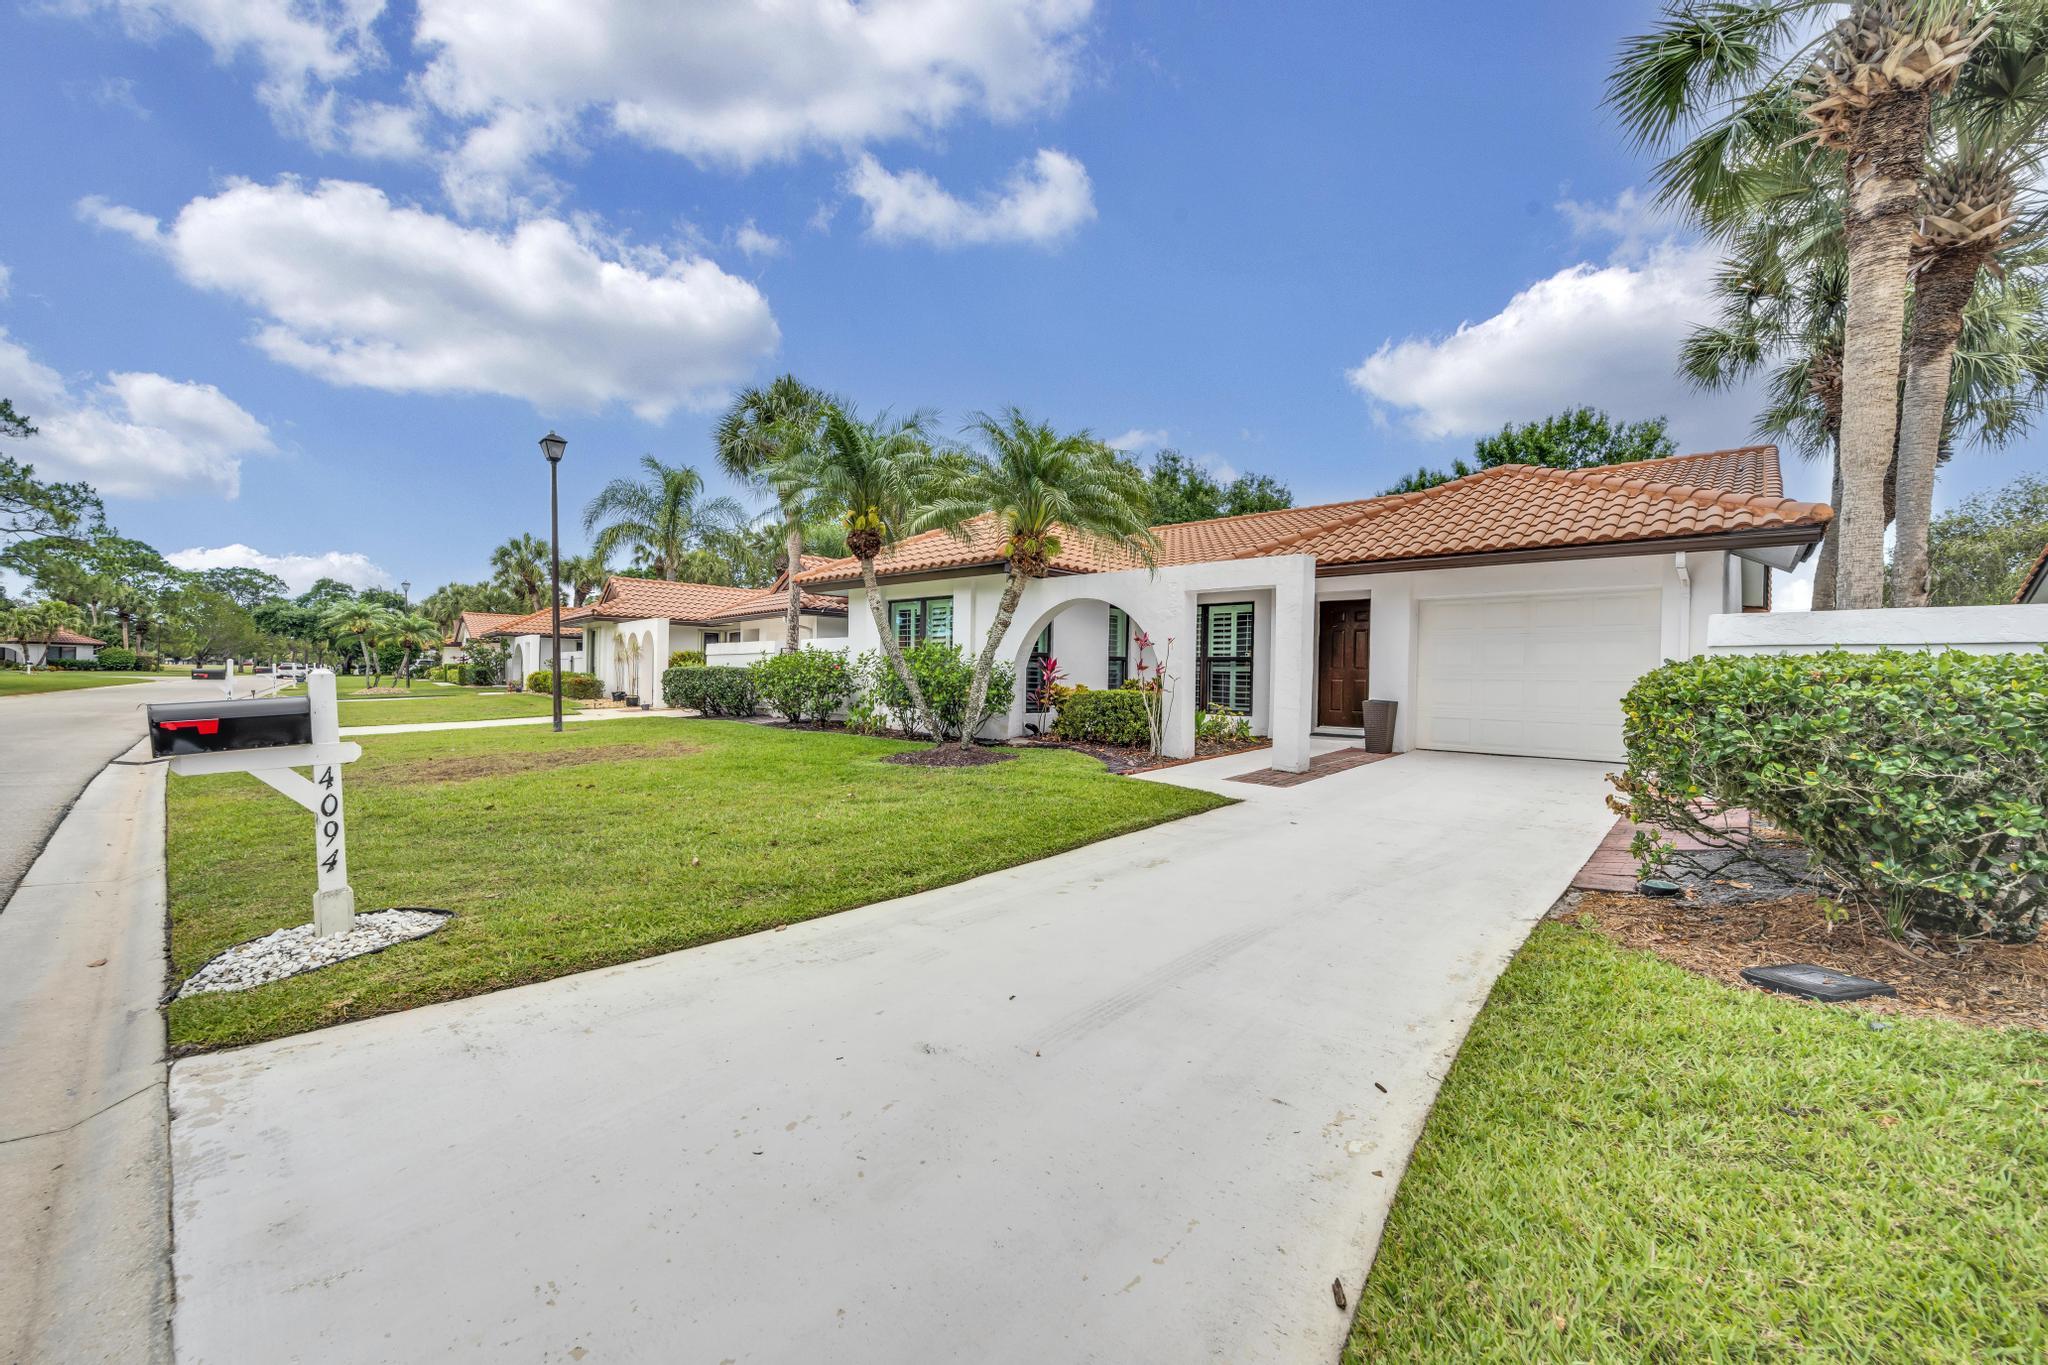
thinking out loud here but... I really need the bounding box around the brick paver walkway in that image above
[1572,808,1755,892]
[1227,747,1395,787]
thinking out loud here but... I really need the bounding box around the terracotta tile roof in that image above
[794,445,1823,583]
[486,603,596,638]
[449,610,523,644]
[698,586,849,622]
[18,628,104,646]
[1238,461,1830,568]
[2017,540,2048,603]
[582,575,769,623]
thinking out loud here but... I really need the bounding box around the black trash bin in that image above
[1361,699,1397,754]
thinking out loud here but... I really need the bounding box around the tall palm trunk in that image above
[859,557,941,741]
[1893,244,1990,607]
[1811,452,1844,611]
[958,567,1029,750]
[360,636,376,683]
[1833,88,1933,609]
[783,523,804,652]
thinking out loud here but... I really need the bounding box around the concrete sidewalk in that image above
[169,751,1615,1363]
[0,745,171,1364]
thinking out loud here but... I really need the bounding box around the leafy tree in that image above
[717,375,832,649]
[581,459,743,583]
[295,578,359,611]
[1382,408,1675,493]
[921,409,1156,749]
[2,531,174,647]
[418,580,520,630]
[1611,1,1993,606]
[1137,450,1294,525]
[797,405,945,741]
[358,586,407,611]
[162,586,260,664]
[1,398,104,544]
[1926,472,2048,605]
[1,598,86,667]
[198,566,289,612]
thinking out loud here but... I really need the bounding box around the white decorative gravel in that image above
[177,910,450,997]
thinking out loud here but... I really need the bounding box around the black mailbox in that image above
[147,697,312,757]
[190,667,225,680]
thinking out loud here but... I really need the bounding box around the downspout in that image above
[1672,552,1692,658]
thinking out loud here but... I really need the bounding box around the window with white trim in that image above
[888,596,953,648]
[1197,602,1254,714]
[1107,608,1129,688]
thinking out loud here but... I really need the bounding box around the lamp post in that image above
[540,431,567,733]
[400,580,411,607]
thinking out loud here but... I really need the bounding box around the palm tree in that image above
[796,405,946,740]
[563,551,611,606]
[1611,0,1992,607]
[389,612,441,687]
[320,600,393,684]
[581,456,743,581]
[489,534,550,611]
[716,375,830,651]
[919,409,1156,750]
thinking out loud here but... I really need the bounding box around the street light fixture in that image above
[540,432,566,733]
[400,580,411,606]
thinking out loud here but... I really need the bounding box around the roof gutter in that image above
[1309,524,1828,578]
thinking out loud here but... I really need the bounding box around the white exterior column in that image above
[1163,593,1198,761]
[1268,556,1315,773]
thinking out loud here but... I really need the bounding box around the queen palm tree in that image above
[1612,0,1992,607]
[389,612,441,687]
[320,599,394,684]
[489,534,550,610]
[716,375,830,651]
[581,456,742,582]
[920,409,1156,750]
[792,405,945,741]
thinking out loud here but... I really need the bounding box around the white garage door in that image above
[1415,590,1662,762]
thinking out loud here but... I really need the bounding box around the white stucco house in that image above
[1,628,105,666]
[795,447,1831,773]
[487,605,589,684]
[443,611,524,665]
[579,569,848,701]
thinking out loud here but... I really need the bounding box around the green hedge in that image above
[750,648,853,723]
[661,664,757,716]
[1616,650,2048,942]
[1050,688,1150,745]
[96,647,137,671]
[668,649,706,668]
[526,669,602,700]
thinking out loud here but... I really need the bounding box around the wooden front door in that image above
[1317,600,1371,728]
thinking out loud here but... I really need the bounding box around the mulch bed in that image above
[1557,889,2048,1032]
[1014,737,1269,775]
[881,746,1017,768]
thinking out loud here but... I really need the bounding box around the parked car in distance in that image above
[275,662,309,682]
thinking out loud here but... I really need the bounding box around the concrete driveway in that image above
[169,750,1615,1364]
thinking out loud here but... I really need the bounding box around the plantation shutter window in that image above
[1197,602,1255,715]
[1107,608,1128,688]
[1027,623,1054,706]
[888,596,954,647]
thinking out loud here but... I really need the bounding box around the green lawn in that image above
[277,674,581,725]
[166,719,1226,1050]
[1346,923,2048,1363]
[0,670,176,696]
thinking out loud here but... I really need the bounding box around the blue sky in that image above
[4,0,2041,607]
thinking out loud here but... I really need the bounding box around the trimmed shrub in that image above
[750,647,853,724]
[1051,687,1150,746]
[97,647,138,671]
[669,649,706,668]
[526,669,603,700]
[1615,649,2048,942]
[662,664,757,716]
[134,652,160,671]
[868,641,1015,741]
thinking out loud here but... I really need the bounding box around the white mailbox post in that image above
[161,668,364,936]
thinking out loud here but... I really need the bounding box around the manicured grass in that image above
[278,674,581,725]
[1346,923,2048,1363]
[166,719,1226,1049]
[0,670,175,696]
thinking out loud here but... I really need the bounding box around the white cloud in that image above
[1348,195,1762,451]
[1107,427,1168,451]
[1775,561,1814,612]
[733,221,784,260]
[0,327,274,498]
[168,543,391,594]
[85,178,780,420]
[847,148,1095,247]
[61,0,386,143]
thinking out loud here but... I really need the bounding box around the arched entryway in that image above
[1002,596,1159,739]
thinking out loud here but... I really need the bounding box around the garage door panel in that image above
[1415,590,1661,762]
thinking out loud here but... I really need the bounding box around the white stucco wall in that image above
[1706,604,2048,655]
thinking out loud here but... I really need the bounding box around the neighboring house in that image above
[795,446,1828,771]
[2017,542,2048,604]
[0,628,105,666]
[487,604,592,684]
[581,569,849,700]
[442,611,524,664]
